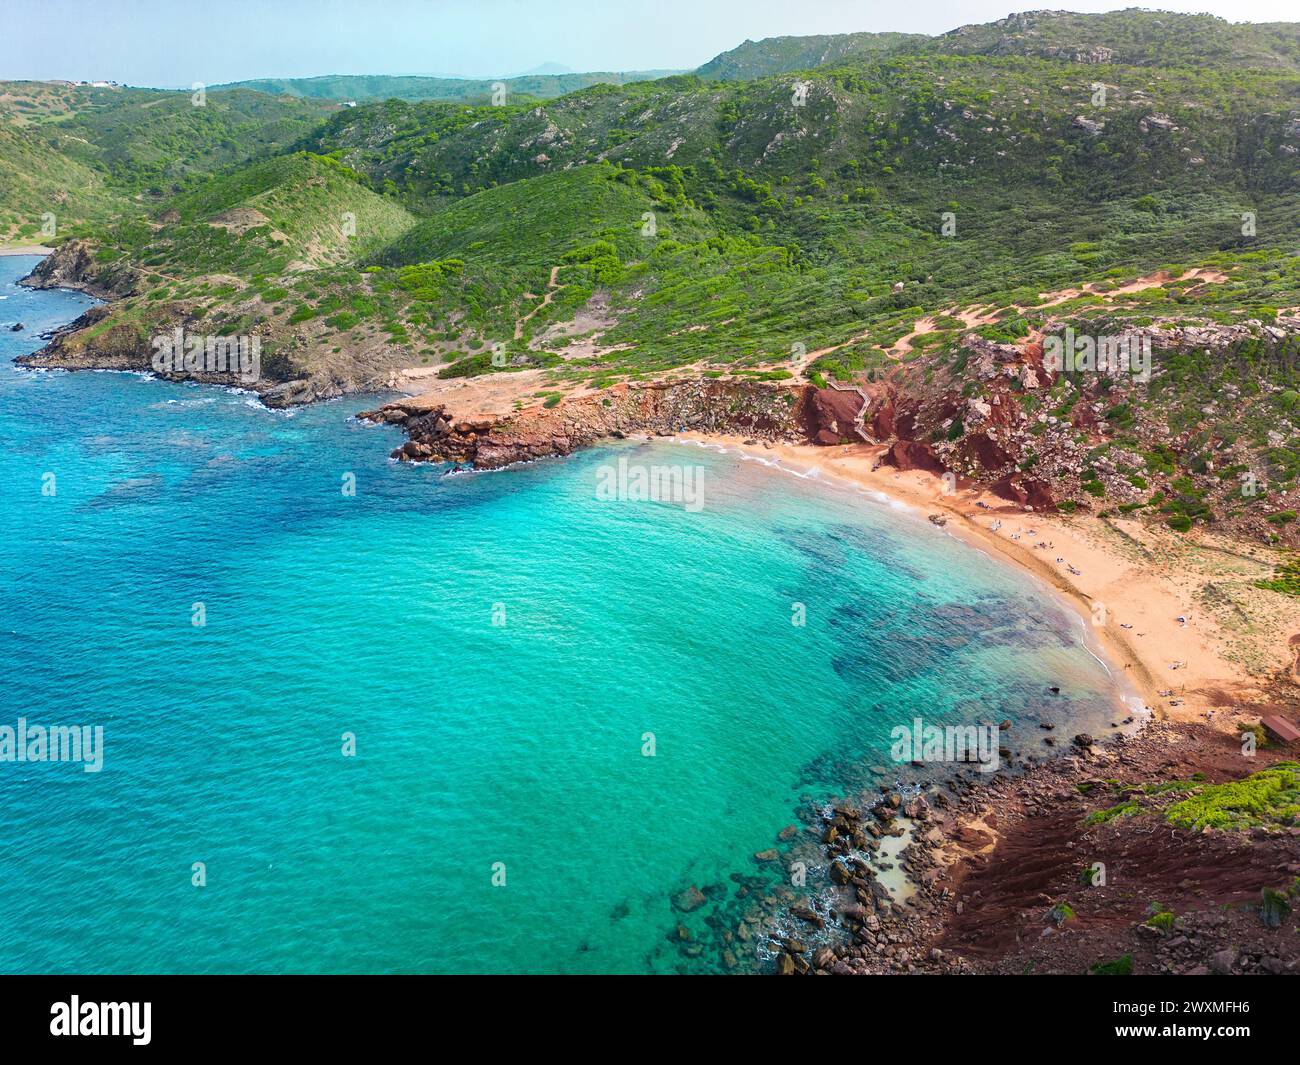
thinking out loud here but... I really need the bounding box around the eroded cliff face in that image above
[860,348,1076,508]
[358,367,1043,486]
[807,384,870,445]
[361,378,816,468]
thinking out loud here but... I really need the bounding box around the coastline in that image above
[10,242,1289,734]
[8,248,1297,973]
[10,242,1290,759]
[678,432,1299,732]
[0,245,53,256]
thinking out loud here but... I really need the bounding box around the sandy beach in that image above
[682,433,1300,730]
[0,245,53,257]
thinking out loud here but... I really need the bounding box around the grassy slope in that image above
[163,153,416,261]
[697,31,926,80]
[45,88,335,191]
[89,152,417,289]
[375,164,689,268]
[303,46,1298,370]
[0,123,119,240]
[924,9,1300,70]
[70,38,1300,363]
[0,81,335,239]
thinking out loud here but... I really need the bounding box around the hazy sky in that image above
[2,0,1295,86]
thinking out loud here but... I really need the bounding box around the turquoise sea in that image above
[0,255,1130,973]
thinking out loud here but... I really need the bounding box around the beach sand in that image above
[0,245,53,256]
[682,434,1300,730]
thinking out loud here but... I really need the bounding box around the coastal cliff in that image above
[360,378,814,468]
[18,238,136,301]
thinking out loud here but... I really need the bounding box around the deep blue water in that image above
[0,255,1130,973]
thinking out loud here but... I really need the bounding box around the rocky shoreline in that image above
[357,378,816,468]
[12,241,395,407]
[17,238,133,302]
[697,715,1300,976]
[24,241,1300,553]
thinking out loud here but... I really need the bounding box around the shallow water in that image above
[0,255,1130,973]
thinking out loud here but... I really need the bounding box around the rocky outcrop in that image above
[884,439,947,475]
[807,384,869,445]
[1045,45,1115,64]
[15,280,367,406]
[15,305,143,372]
[1139,113,1178,133]
[775,716,1300,977]
[361,379,809,468]
[989,472,1055,510]
[962,431,1012,472]
[18,239,135,300]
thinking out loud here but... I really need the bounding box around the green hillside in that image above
[697,31,925,80]
[0,80,336,240]
[375,164,696,269]
[100,152,416,276]
[45,87,335,192]
[0,122,120,242]
[925,9,1300,69]
[2,82,332,187]
[53,11,1300,373]
[694,10,1300,78]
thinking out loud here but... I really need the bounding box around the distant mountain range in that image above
[208,8,1300,106]
[211,69,684,104]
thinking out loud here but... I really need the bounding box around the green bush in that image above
[1164,763,1300,831]
[1090,954,1133,976]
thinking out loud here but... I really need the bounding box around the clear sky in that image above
[2,0,1295,86]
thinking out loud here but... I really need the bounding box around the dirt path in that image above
[514,265,564,340]
[883,268,1229,358]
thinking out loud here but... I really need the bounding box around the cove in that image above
[0,255,1128,974]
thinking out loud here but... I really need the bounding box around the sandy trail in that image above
[788,268,1228,372]
[880,268,1230,357]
